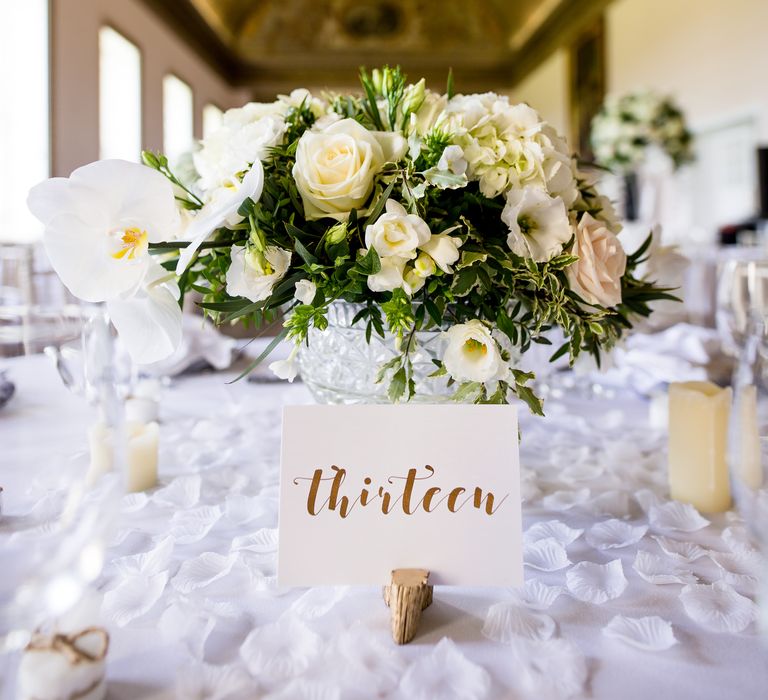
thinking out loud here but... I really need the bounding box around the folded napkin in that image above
[143,314,236,376]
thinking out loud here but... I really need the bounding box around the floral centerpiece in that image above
[590,90,694,173]
[28,67,672,410]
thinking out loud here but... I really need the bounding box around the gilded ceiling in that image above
[144,0,612,95]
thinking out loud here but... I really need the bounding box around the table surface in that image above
[1,354,767,700]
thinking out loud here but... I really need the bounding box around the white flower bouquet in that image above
[28,67,672,410]
[590,90,694,173]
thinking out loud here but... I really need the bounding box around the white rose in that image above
[502,186,571,262]
[365,199,431,259]
[566,213,627,308]
[294,279,317,305]
[226,245,291,303]
[420,233,462,273]
[443,320,508,383]
[366,255,406,293]
[293,118,396,221]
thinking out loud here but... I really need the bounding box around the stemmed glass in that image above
[0,309,128,696]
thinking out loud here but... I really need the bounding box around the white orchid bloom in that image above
[107,262,183,364]
[27,159,184,364]
[225,244,291,303]
[501,186,571,263]
[176,161,265,274]
[27,159,180,303]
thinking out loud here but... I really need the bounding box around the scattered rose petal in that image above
[587,490,632,518]
[651,535,709,563]
[603,615,677,651]
[122,492,149,513]
[680,581,757,633]
[633,550,697,585]
[333,624,405,696]
[566,559,627,604]
[399,638,491,700]
[289,587,350,620]
[722,526,757,556]
[649,502,709,532]
[508,637,587,699]
[586,519,648,550]
[264,680,340,700]
[176,661,252,700]
[160,601,216,659]
[524,520,583,546]
[225,493,274,526]
[482,602,556,642]
[102,571,168,627]
[231,528,279,553]
[634,488,662,514]
[240,617,321,684]
[113,535,175,578]
[154,475,201,509]
[510,580,564,610]
[524,538,571,571]
[172,552,238,594]
[541,488,591,511]
[170,505,222,544]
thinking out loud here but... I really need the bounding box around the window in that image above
[0,1,49,243]
[163,74,194,166]
[203,103,224,139]
[99,27,142,161]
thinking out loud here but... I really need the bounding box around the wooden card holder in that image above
[382,568,433,644]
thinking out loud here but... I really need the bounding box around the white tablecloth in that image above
[1,355,766,700]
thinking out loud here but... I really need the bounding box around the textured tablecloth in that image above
[1,354,767,700]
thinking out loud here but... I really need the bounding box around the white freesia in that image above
[502,186,571,262]
[409,89,448,136]
[443,320,508,383]
[176,161,264,274]
[27,159,180,302]
[293,119,399,221]
[420,233,462,273]
[194,102,286,191]
[294,279,317,305]
[226,245,291,303]
[567,213,627,307]
[269,346,299,382]
[107,262,183,364]
[367,256,406,293]
[365,199,431,259]
[403,253,436,294]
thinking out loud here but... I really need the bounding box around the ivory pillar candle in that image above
[738,385,763,490]
[668,381,732,513]
[87,421,159,492]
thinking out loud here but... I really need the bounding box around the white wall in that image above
[510,49,570,140]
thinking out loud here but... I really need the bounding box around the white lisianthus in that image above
[365,199,431,259]
[437,145,467,176]
[366,255,407,293]
[293,119,405,221]
[27,159,183,363]
[194,103,286,191]
[442,320,508,383]
[176,161,264,274]
[502,186,571,262]
[420,233,462,273]
[226,245,291,303]
[269,345,300,382]
[294,279,317,305]
[566,213,627,308]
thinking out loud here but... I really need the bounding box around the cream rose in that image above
[442,320,508,383]
[226,245,291,303]
[293,119,403,221]
[567,213,627,308]
[365,199,431,259]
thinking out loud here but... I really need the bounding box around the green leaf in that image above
[388,366,407,403]
[422,167,468,190]
[515,383,544,416]
[227,328,289,383]
[428,365,447,378]
[457,251,488,269]
[364,180,395,226]
[293,236,318,265]
[356,247,382,276]
[424,298,442,326]
[446,67,455,100]
[452,381,482,403]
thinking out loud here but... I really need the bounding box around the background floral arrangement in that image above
[28,67,673,410]
[590,90,694,173]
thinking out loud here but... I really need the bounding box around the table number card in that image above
[278,404,523,586]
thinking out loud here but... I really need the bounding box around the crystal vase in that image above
[296,301,452,404]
